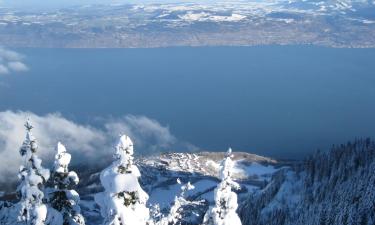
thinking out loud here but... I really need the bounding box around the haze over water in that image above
[1,46,375,159]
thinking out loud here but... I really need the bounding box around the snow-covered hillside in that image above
[76,151,286,224]
[1,0,375,48]
[239,138,375,225]
[1,138,374,224]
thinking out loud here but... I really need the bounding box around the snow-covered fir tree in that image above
[239,138,375,225]
[45,142,85,225]
[161,179,194,225]
[17,119,50,225]
[203,148,242,225]
[153,178,202,225]
[95,135,150,225]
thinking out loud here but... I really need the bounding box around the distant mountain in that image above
[0,1,374,48]
[239,138,375,225]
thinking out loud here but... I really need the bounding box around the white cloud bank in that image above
[0,47,29,75]
[0,111,197,183]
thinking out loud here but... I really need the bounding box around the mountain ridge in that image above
[0,0,374,48]
[239,138,375,225]
[1,140,374,224]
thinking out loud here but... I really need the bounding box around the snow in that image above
[236,161,280,181]
[80,199,97,212]
[243,162,278,176]
[200,191,216,203]
[179,12,246,22]
[149,179,218,208]
[204,156,280,181]
[203,148,242,225]
[66,189,81,203]
[100,167,141,193]
[115,135,134,160]
[54,142,72,172]
[205,160,220,170]
[0,122,286,225]
[261,170,303,216]
[27,170,44,186]
[33,204,48,225]
[149,182,182,207]
[190,180,218,195]
[46,207,64,225]
[159,153,200,173]
[47,141,85,225]
[153,180,203,225]
[95,135,150,225]
[239,184,259,196]
[68,171,80,185]
[240,140,375,225]
[17,119,50,225]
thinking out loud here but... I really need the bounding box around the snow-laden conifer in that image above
[17,119,50,225]
[202,148,242,225]
[95,135,150,225]
[45,142,85,225]
[153,178,202,225]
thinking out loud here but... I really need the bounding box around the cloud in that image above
[0,64,9,74]
[0,47,29,75]
[0,111,197,184]
[105,115,178,153]
[0,48,22,61]
[7,61,29,72]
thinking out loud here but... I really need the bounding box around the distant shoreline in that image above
[5,43,375,49]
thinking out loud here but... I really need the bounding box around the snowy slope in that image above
[2,140,374,225]
[1,0,375,47]
[75,151,286,225]
[239,139,375,225]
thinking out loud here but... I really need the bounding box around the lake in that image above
[1,46,375,159]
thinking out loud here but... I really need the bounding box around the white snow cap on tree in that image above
[95,135,150,225]
[202,148,242,225]
[17,119,50,225]
[155,178,196,225]
[45,142,85,225]
[54,142,72,173]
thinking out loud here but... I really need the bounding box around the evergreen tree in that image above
[95,135,150,225]
[17,119,50,225]
[45,142,85,225]
[203,148,242,225]
[238,138,375,225]
[154,178,201,225]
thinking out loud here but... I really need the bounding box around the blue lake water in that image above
[1,46,375,159]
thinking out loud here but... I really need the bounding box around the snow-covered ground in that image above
[75,151,285,224]
[0,151,286,224]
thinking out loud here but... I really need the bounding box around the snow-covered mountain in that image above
[76,151,287,224]
[0,0,374,47]
[239,138,375,225]
[0,150,288,224]
[1,138,374,224]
